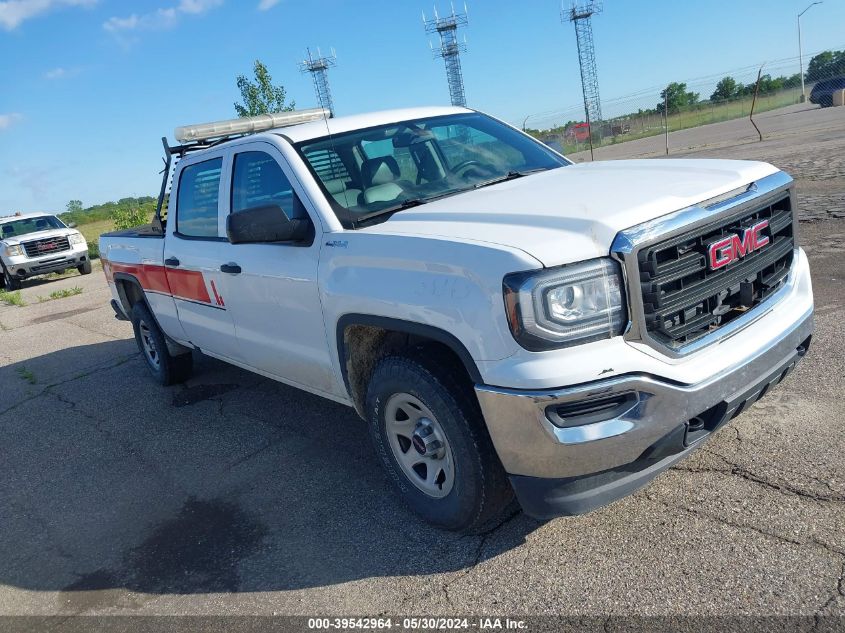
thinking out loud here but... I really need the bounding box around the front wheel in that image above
[77,260,92,275]
[130,302,192,386]
[366,349,514,533]
[2,265,21,290]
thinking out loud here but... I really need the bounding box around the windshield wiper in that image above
[473,168,548,190]
[354,190,463,226]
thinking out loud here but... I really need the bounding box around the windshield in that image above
[1,215,65,239]
[295,112,570,227]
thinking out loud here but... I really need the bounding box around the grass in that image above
[16,367,36,384]
[557,89,803,155]
[0,289,25,306]
[77,218,117,243]
[38,286,83,302]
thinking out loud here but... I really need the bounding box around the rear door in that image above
[165,154,241,361]
[216,142,338,395]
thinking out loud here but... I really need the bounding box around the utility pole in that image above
[798,2,822,102]
[563,2,603,160]
[299,47,337,114]
[423,4,470,107]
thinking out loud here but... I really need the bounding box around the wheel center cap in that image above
[412,434,427,455]
[411,419,444,458]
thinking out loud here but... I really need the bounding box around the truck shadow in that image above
[0,340,541,600]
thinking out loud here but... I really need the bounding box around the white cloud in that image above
[0,0,95,31]
[104,0,220,33]
[178,0,222,14]
[44,66,81,79]
[0,113,23,130]
[257,0,280,10]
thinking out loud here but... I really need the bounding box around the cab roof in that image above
[0,212,56,222]
[265,106,471,144]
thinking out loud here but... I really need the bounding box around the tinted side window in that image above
[231,151,306,219]
[177,158,222,237]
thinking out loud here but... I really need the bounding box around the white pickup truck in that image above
[1,212,91,290]
[100,106,814,532]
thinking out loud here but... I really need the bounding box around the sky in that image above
[1,0,843,212]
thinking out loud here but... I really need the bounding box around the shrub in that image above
[87,240,100,260]
[113,207,149,231]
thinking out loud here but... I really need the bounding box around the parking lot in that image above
[1,106,844,621]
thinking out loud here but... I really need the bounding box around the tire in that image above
[2,265,21,290]
[366,347,514,533]
[77,260,92,275]
[130,302,193,386]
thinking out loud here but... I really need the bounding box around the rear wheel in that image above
[130,302,192,386]
[366,348,514,533]
[77,260,92,275]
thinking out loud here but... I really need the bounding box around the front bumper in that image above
[4,247,88,278]
[475,306,813,519]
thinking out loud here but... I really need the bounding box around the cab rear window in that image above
[176,158,222,238]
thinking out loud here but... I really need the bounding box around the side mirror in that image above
[67,222,78,228]
[226,204,312,245]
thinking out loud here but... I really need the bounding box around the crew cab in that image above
[100,107,814,532]
[1,212,91,290]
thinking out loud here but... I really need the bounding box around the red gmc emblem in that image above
[38,242,56,251]
[707,220,770,270]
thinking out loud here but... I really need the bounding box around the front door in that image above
[166,155,240,361]
[216,144,337,395]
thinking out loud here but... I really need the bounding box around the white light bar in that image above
[174,108,330,143]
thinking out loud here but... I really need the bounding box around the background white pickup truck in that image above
[1,212,91,290]
[100,106,814,532]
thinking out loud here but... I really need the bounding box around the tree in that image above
[657,82,700,113]
[806,50,845,82]
[234,59,295,118]
[66,200,83,215]
[710,77,738,102]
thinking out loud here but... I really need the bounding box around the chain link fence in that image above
[522,47,845,157]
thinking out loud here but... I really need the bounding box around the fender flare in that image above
[112,272,190,355]
[335,314,483,395]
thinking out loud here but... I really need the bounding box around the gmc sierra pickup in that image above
[100,106,814,533]
[1,212,91,290]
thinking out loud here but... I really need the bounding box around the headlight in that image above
[4,244,23,257]
[68,232,86,246]
[503,258,627,350]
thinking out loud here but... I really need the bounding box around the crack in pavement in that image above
[813,559,845,631]
[676,448,845,504]
[0,354,139,417]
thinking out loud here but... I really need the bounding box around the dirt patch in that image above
[172,383,238,408]
[128,497,267,593]
[29,305,101,325]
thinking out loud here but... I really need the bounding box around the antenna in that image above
[299,46,338,114]
[423,3,470,107]
[563,1,603,149]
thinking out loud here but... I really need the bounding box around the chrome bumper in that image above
[475,307,813,480]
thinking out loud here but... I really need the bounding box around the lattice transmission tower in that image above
[564,2,603,132]
[299,47,337,114]
[423,4,469,107]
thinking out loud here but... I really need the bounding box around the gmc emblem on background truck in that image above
[707,220,770,270]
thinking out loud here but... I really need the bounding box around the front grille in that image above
[23,236,70,258]
[637,193,795,349]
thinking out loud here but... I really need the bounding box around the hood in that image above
[1,227,76,246]
[360,159,780,267]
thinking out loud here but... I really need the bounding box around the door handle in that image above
[220,263,241,274]
[164,257,180,267]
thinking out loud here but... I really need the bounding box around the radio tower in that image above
[299,47,337,114]
[423,4,469,107]
[564,2,602,156]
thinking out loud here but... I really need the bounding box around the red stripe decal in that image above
[166,267,212,304]
[210,280,225,307]
[106,259,212,305]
